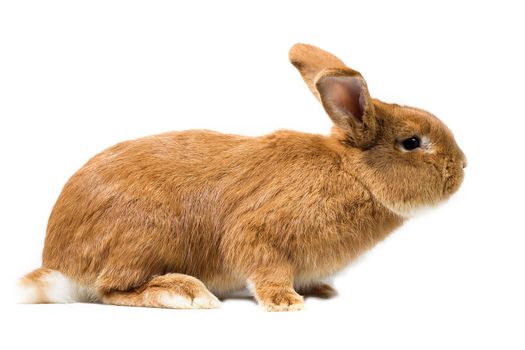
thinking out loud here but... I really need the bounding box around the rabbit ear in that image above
[289,43,347,101]
[315,68,377,148]
[289,44,377,147]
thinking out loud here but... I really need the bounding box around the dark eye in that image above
[401,136,421,151]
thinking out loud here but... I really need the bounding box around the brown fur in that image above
[21,43,466,311]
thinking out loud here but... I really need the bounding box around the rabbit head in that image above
[290,43,466,217]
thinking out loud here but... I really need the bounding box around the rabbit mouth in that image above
[441,158,465,196]
[442,173,463,197]
[442,163,464,197]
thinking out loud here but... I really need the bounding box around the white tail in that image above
[18,268,97,304]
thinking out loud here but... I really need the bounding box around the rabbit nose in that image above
[462,159,467,169]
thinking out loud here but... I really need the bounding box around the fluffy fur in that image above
[19,43,466,311]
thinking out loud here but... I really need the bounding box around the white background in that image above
[1,1,523,349]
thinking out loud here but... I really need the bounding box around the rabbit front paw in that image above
[257,289,304,312]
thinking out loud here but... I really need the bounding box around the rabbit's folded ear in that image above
[289,43,377,148]
[289,43,347,101]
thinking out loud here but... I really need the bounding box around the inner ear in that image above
[318,76,365,123]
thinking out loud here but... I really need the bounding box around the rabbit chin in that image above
[380,200,442,219]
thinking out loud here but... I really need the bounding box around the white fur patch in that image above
[159,293,193,308]
[44,271,80,303]
[192,294,221,308]
[158,292,221,309]
[18,283,39,304]
[381,201,434,219]
[18,270,98,304]
[245,279,256,296]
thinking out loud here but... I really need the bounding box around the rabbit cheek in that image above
[365,160,446,218]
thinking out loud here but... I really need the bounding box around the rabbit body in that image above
[19,44,465,311]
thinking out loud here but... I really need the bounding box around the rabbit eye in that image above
[401,136,421,151]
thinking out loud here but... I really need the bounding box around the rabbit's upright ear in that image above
[316,69,377,148]
[289,44,377,148]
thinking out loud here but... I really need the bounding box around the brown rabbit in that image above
[18,43,466,311]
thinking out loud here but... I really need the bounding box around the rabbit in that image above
[18,43,466,311]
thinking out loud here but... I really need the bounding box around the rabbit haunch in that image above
[19,43,465,311]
